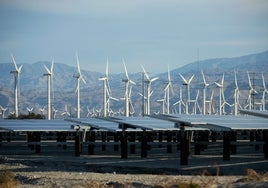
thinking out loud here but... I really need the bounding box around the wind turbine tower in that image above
[246,72,258,110]
[122,61,136,117]
[99,60,109,117]
[43,59,54,120]
[10,55,22,118]
[261,73,268,111]
[215,73,224,115]
[233,71,241,115]
[73,54,86,119]
[142,66,158,115]
[201,70,209,115]
[179,73,194,115]
[164,65,173,114]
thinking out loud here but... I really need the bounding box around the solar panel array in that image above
[0,112,267,133]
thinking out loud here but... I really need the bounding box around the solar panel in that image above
[0,119,77,132]
[109,116,209,131]
[158,114,268,131]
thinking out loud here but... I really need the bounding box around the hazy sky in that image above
[0,0,267,74]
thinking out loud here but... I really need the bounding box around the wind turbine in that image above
[201,70,209,115]
[122,61,136,117]
[193,90,201,114]
[173,87,185,115]
[214,73,225,115]
[43,59,54,120]
[27,107,34,115]
[179,73,194,115]
[0,105,7,119]
[164,65,174,114]
[233,71,242,115]
[99,60,110,117]
[39,106,46,116]
[141,65,158,115]
[61,104,70,118]
[73,54,86,119]
[10,54,22,118]
[261,73,268,111]
[208,90,215,115]
[246,71,258,110]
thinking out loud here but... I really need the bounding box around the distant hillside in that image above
[0,50,267,117]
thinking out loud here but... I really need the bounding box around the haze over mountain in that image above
[0,50,267,118]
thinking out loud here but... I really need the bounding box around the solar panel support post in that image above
[263,130,268,159]
[230,131,237,154]
[34,132,41,154]
[114,132,119,152]
[27,132,34,151]
[166,131,172,153]
[223,131,231,161]
[75,131,81,157]
[180,123,189,165]
[120,125,128,159]
[141,129,148,158]
[88,131,95,155]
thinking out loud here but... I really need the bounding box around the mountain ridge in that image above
[0,50,267,117]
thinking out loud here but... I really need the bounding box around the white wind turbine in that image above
[208,90,215,115]
[141,65,159,115]
[43,59,54,120]
[246,71,258,110]
[214,73,225,115]
[233,71,242,115]
[73,54,86,119]
[0,105,7,119]
[99,60,111,117]
[193,90,201,114]
[261,73,268,111]
[179,73,194,115]
[27,107,34,115]
[201,70,209,115]
[157,92,166,114]
[10,54,22,118]
[122,61,136,117]
[61,104,70,118]
[164,65,174,114]
[173,87,185,114]
[39,106,46,116]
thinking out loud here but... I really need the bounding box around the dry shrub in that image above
[246,169,268,182]
[158,181,200,188]
[0,170,18,188]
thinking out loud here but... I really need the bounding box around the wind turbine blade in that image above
[221,73,225,85]
[179,73,187,84]
[51,58,54,73]
[11,54,18,70]
[141,65,150,80]
[201,70,207,85]
[76,53,81,74]
[81,77,86,84]
[17,65,23,73]
[167,65,171,82]
[214,82,222,88]
[129,80,136,85]
[106,58,109,77]
[123,60,130,80]
[44,65,51,74]
[234,70,238,88]
[262,73,266,89]
[247,71,253,88]
[189,74,195,84]
[151,77,159,82]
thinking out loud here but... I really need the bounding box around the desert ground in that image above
[1,141,268,187]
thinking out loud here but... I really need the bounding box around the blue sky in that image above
[0,0,267,74]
